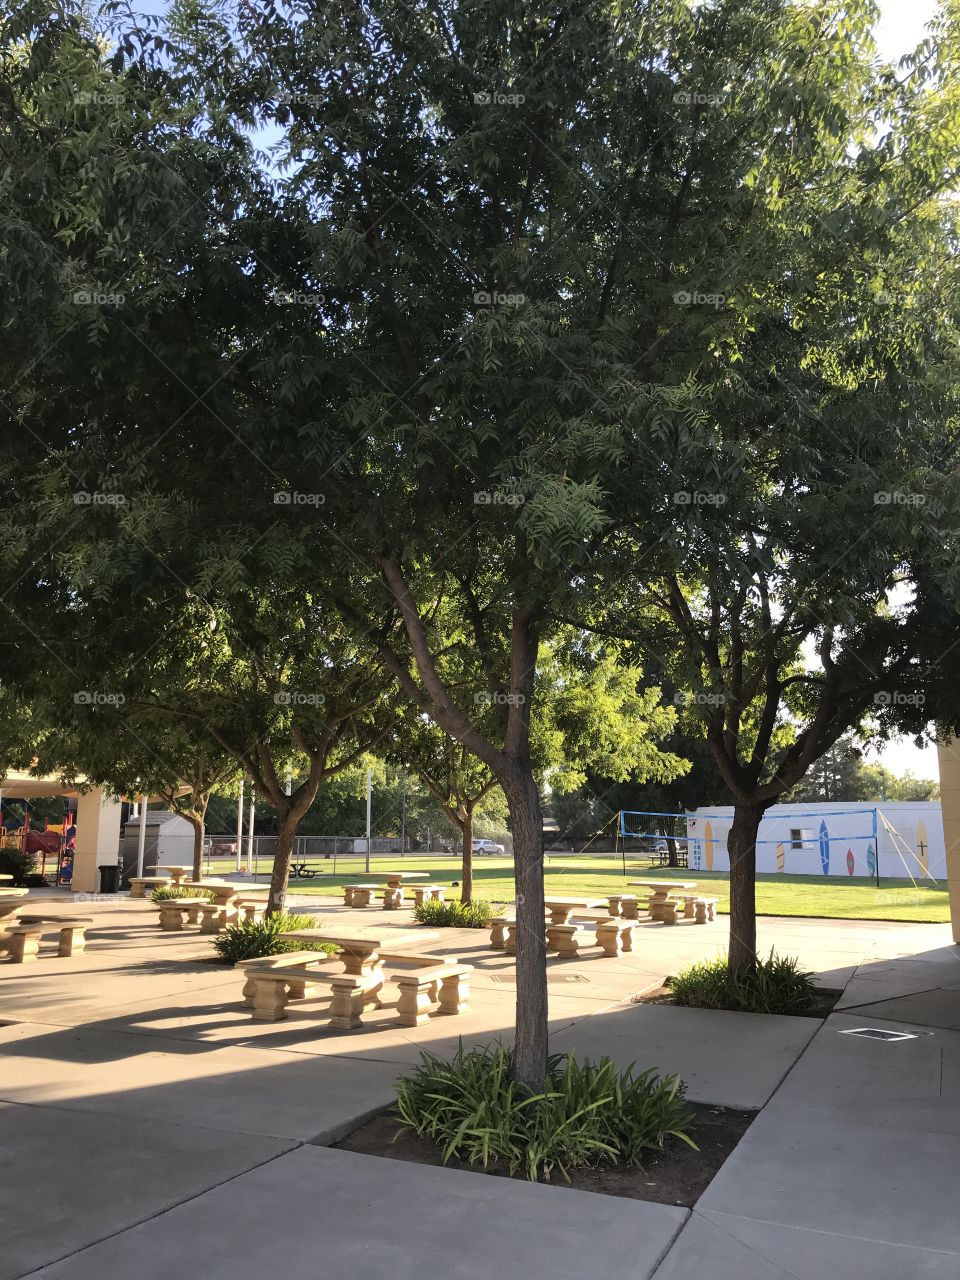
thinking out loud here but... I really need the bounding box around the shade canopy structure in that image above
[0,771,188,893]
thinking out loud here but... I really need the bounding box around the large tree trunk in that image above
[727,800,766,977]
[267,810,303,916]
[662,822,679,868]
[460,807,474,904]
[501,767,547,1092]
[188,814,205,881]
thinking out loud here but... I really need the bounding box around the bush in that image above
[670,951,817,1016]
[395,1042,695,1183]
[0,847,43,886]
[413,898,492,928]
[213,912,339,964]
[151,884,215,903]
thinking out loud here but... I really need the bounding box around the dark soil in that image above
[633,985,843,1020]
[331,1100,755,1207]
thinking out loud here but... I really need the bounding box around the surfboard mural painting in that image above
[916,820,929,874]
[846,847,855,876]
[776,841,785,873]
[691,839,702,871]
[704,820,714,871]
[819,819,830,875]
[866,842,877,877]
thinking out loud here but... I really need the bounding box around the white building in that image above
[120,811,196,879]
[686,801,944,879]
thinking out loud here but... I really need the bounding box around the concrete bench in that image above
[596,918,636,955]
[157,897,210,931]
[243,965,366,1028]
[546,917,636,958]
[657,899,681,924]
[17,914,93,958]
[694,896,718,923]
[0,923,45,963]
[488,916,515,949]
[607,894,640,919]
[343,885,375,908]
[129,876,170,899]
[235,950,333,1005]
[412,885,446,906]
[395,963,473,1026]
[235,898,267,925]
[195,898,262,933]
[544,922,586,958]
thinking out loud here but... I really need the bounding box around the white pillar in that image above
[235,780,244,873]
[73,788,123,893]
[936,738,960,943]
[246,786,255,874]
[136,795,148,877]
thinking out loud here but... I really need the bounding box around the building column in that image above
[73,789,123,893]
[936,738,960,943]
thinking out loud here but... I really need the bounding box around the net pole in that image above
[873,808,879,889]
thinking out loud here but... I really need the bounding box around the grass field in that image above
[205,853,951,924]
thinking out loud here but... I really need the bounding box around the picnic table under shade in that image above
[182,880,269,926]
[156,865,193,884]
[278,925,436,1007]
[543,898,607,926]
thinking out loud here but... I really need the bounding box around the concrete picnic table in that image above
[156,865,193,885]
[277,925,432,1007]
[0,873,13,881]
[0,888,29,920]
[182,880,269,927]
[543,898,606,926]
[629,880,698,920]
[375,870,430,909]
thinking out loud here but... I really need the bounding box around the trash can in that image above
[98,863,122,894]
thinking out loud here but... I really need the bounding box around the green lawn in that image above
[206,854,951,924]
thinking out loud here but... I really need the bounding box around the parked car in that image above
[471,838,506,856]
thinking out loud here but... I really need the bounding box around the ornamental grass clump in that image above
[395,1042,695,1183]
[670,951,816,1016]
[213,912,338,964]
[152,884,215,903]
[413,898,492,928]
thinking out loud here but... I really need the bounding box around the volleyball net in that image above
[616,806,939,884]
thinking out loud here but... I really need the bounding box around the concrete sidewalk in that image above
[654,932,960,1278]
[2,896,957,1278]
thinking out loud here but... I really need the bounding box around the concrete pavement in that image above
[2,892,958,1278]
[653,929,960,1278]
[31,1146,689,1280]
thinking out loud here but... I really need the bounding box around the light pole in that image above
[365,767,372,873]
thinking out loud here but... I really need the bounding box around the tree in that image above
[5,0,960,1080]
[783,731,940,803]
[398,720,499,904]
[580,2,960,975]
[394,633,686,901]
[46,710,239,880]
